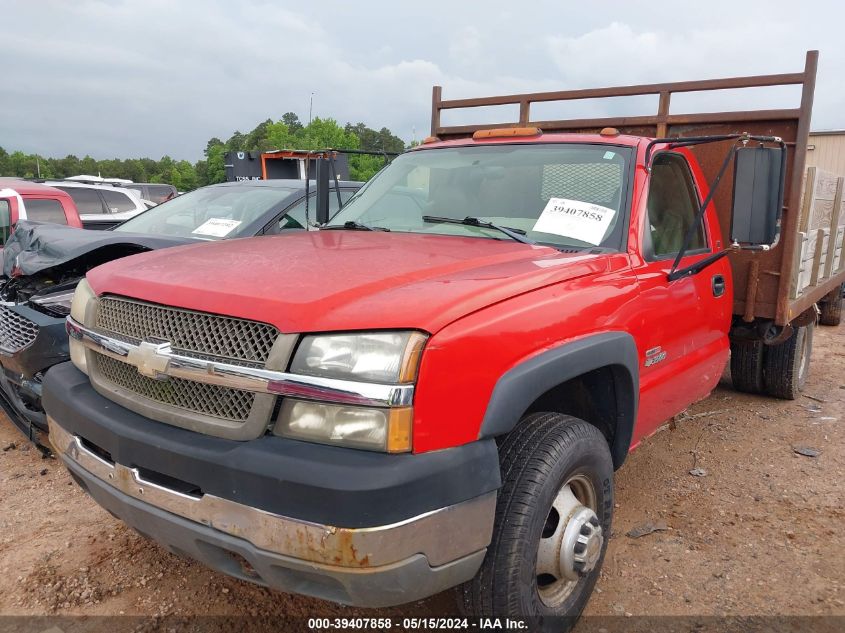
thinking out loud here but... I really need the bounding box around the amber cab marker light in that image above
[387,408,413,453]
[600,127,620,137]
[422,136,441,144]
[472,127,543,140]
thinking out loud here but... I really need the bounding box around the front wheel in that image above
[460,413,613,632]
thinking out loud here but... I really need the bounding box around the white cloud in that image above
[0,0,842,161]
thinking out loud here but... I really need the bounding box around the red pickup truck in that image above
[0,180,83,244]
[43,52,843,628]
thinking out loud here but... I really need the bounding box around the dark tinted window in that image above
[57,186,104,214]
[147,185,177,203]
[26,198,67,225]
[101,190,136,213]
[0,200,11,245]
[646,154,707,257]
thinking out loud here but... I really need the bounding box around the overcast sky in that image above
[2,0,843,161]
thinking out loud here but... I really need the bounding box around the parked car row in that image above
[0,177,177,230]
[0,179,360,444]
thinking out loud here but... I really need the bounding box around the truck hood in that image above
[87,232,609,333]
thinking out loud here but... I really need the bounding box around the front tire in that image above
[461,413,613,632]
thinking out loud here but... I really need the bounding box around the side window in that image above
[101,190,136,213]
[646,154,707,258]
[148,185,177,204]
[57,186,104,214]
[26,199,68,225]
[274,190,356,232]
[0,200,11,245]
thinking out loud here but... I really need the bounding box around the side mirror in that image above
[730,145,786,247]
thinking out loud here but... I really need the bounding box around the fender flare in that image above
[478,331,639,469]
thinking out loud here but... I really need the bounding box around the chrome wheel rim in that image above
[535,474,602,607]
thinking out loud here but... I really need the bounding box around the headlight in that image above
[290,331,427,383]
[274,399,412,452]
[30,287,77,317]
[70,278,95,324]
[68,279,96,375]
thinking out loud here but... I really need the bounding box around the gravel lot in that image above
[0,325,842,630]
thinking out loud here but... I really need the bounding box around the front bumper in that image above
[44,362,500,606]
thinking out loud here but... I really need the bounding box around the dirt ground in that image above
[0,325,842,629]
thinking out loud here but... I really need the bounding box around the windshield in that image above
[113,185,296,239]
[330,143,632,250]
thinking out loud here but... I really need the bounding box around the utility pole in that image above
[309,92,315,126]
[36,157,41,178]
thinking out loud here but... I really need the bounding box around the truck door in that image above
[631,152,731,443]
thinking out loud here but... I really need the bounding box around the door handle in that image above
[712,274,725,297]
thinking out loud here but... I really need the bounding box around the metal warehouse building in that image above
[806,130,845,174]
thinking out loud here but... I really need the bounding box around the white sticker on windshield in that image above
[532,198,616,246]
[192,218,242,237]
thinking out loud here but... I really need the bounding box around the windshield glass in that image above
[330,143,631,250]
[113,185,296,239]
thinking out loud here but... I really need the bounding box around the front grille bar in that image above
[68,317,414,408]
[0,306,39,354]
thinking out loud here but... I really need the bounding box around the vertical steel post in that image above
[315,156,330,225]
[777,50,818,324]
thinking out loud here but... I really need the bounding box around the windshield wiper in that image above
[321,221,390,232]
[422,216,535,245]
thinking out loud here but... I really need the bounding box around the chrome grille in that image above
[95,354,255,422]
[0,306,39,354]
[96,296,279,364]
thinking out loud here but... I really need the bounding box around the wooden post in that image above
[657,91,671,137]
[430,86,442,137]
[519,100,531,125]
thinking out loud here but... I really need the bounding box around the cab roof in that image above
[414,132,646,151]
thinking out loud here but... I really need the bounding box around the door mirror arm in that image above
[667,248,732,282]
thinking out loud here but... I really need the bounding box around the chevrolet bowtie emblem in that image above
[127,341,172,379]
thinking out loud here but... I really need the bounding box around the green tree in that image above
[264,121,295,150]
[226,131,247,151]
[282,112,303,134]
[204,145,227,185]
[298,117,360,150]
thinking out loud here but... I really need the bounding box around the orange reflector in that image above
[600,127,620,137]
[399,332,428,383]
[387,408,413,453]
[422,135,441,144]
[472,127,543,140]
